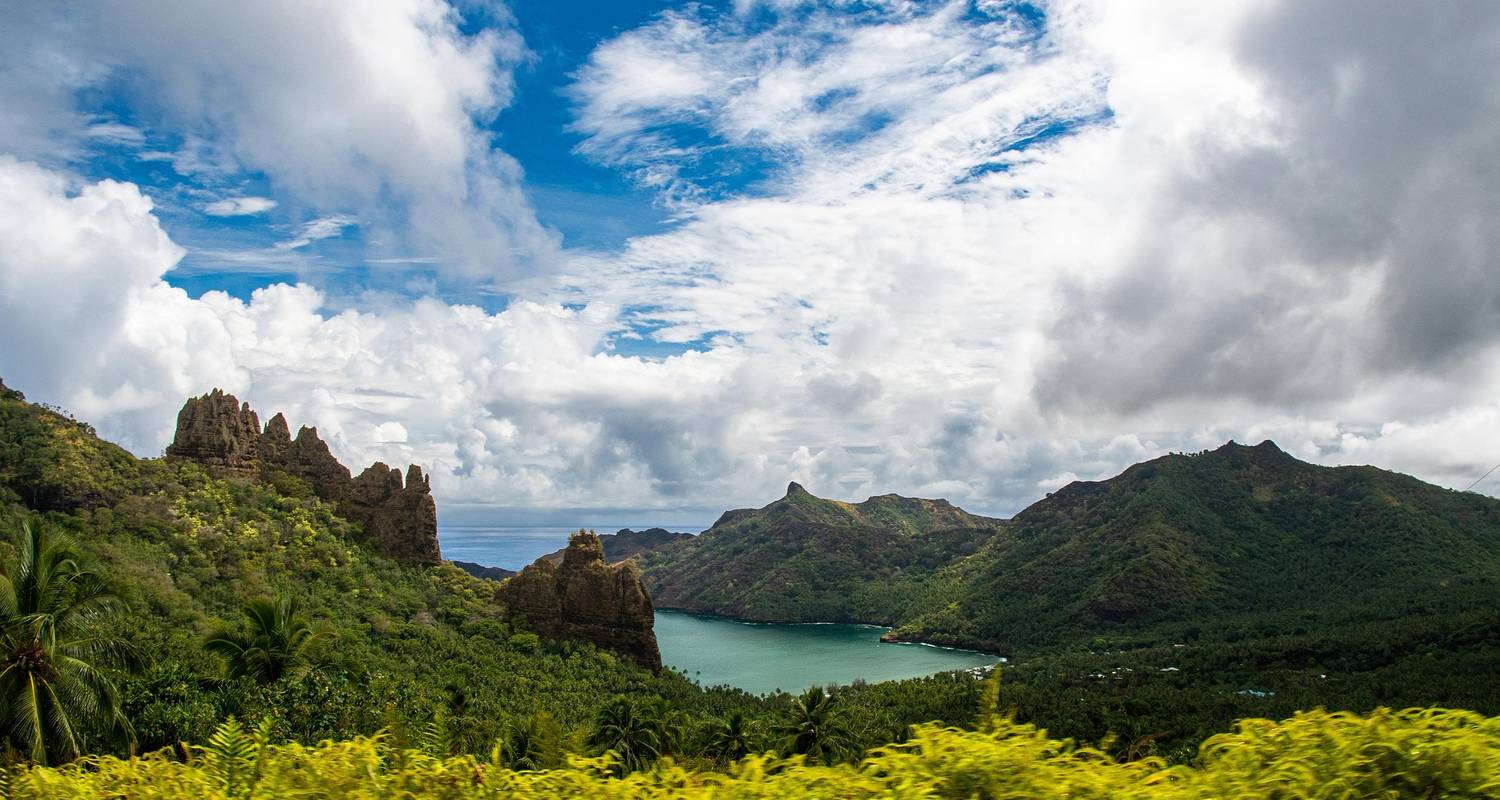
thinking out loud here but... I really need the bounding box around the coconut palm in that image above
[587,695,661,775]
[0,521,134,764]
[776,686,849,765]
[204,596,329,685]
[704,710,755,764]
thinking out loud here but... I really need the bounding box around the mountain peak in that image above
[786,481,808,496]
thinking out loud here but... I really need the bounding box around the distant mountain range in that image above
[639,441,1500,657]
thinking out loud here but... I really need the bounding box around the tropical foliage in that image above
[0,522,133,764]
[203,597,329,684]
[9,707,1500,798]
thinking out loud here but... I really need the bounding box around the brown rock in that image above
[344,463,441,566]
[499,531,662,672]
[285,426,352,503]
[258,413,292,466]
[165,389,262,475]
[164,390,441,566]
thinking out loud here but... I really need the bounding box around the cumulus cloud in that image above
[4,0,1500,517]
[0,0,558,274]
[202,196,277,217]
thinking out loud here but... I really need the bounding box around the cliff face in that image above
[500,531,661,672]
[165,390,440,566]
[164,389,263,476]
[347,463,441,565]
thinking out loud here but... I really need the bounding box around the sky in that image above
[3,0,1500,521]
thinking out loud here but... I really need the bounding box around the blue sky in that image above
[3,0,1500,515]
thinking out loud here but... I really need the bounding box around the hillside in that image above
[890,440,1500,653]
[640,482,998,623]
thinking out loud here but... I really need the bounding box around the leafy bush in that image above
[9,707,1499,798]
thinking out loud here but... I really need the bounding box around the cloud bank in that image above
[3,0,1500,515]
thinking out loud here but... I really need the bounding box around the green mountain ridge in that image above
[640,481,1000,624]
[642,440,1500,659]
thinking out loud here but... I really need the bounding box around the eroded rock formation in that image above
[499,531,661,672]
[165,390,440,566]
[346,463,440,565]
[164,389,263,476]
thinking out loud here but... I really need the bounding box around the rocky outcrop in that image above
[165,390,440,566]
[164,389,263,476]
[499,531,661,672]
[284,426,353,503]
[345,463,440,565]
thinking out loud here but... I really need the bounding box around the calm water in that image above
[439,525,590,570]
[442,527,1000,693]
[440,524,707,570]
[655,610,999,695]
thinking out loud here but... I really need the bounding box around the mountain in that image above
[643,442,1500,660]
[640,482,998,623]
[890,440,1500,652]
[539,527,693,565]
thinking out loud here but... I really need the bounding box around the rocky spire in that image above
[499,531,662,672]
[164,390,441,566]
[164,389,262,475]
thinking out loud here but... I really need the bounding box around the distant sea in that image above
[439,525,701,571]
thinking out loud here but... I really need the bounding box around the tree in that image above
[704,710,756,764]
[0,520,134,763]
[204,597,329,685]
[587,695,660,775]
[776,686,849,765]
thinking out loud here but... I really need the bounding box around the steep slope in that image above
[640,482,998,623]
[889,440,1500,652]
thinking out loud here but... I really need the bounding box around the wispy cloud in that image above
[202,196,277,216]
[275,214,356,250]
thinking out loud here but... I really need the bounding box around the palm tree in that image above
[587,695,661,775]
[0,521,134,764]
[204,596,329,684]
[776,686,848,765]
[704,710,755,764]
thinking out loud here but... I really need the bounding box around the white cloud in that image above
[276,215,357,250]
[202,196,277,217]
[4,1,1500,518]
[0,0,558,274]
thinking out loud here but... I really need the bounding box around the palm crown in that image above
[0,521,134,764]
[204,596,329,685]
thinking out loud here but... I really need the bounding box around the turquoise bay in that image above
[654,610,999,696]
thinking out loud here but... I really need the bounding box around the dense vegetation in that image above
[641,482,997,623]
[0,379,982,767]
[11,706,1499,798]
